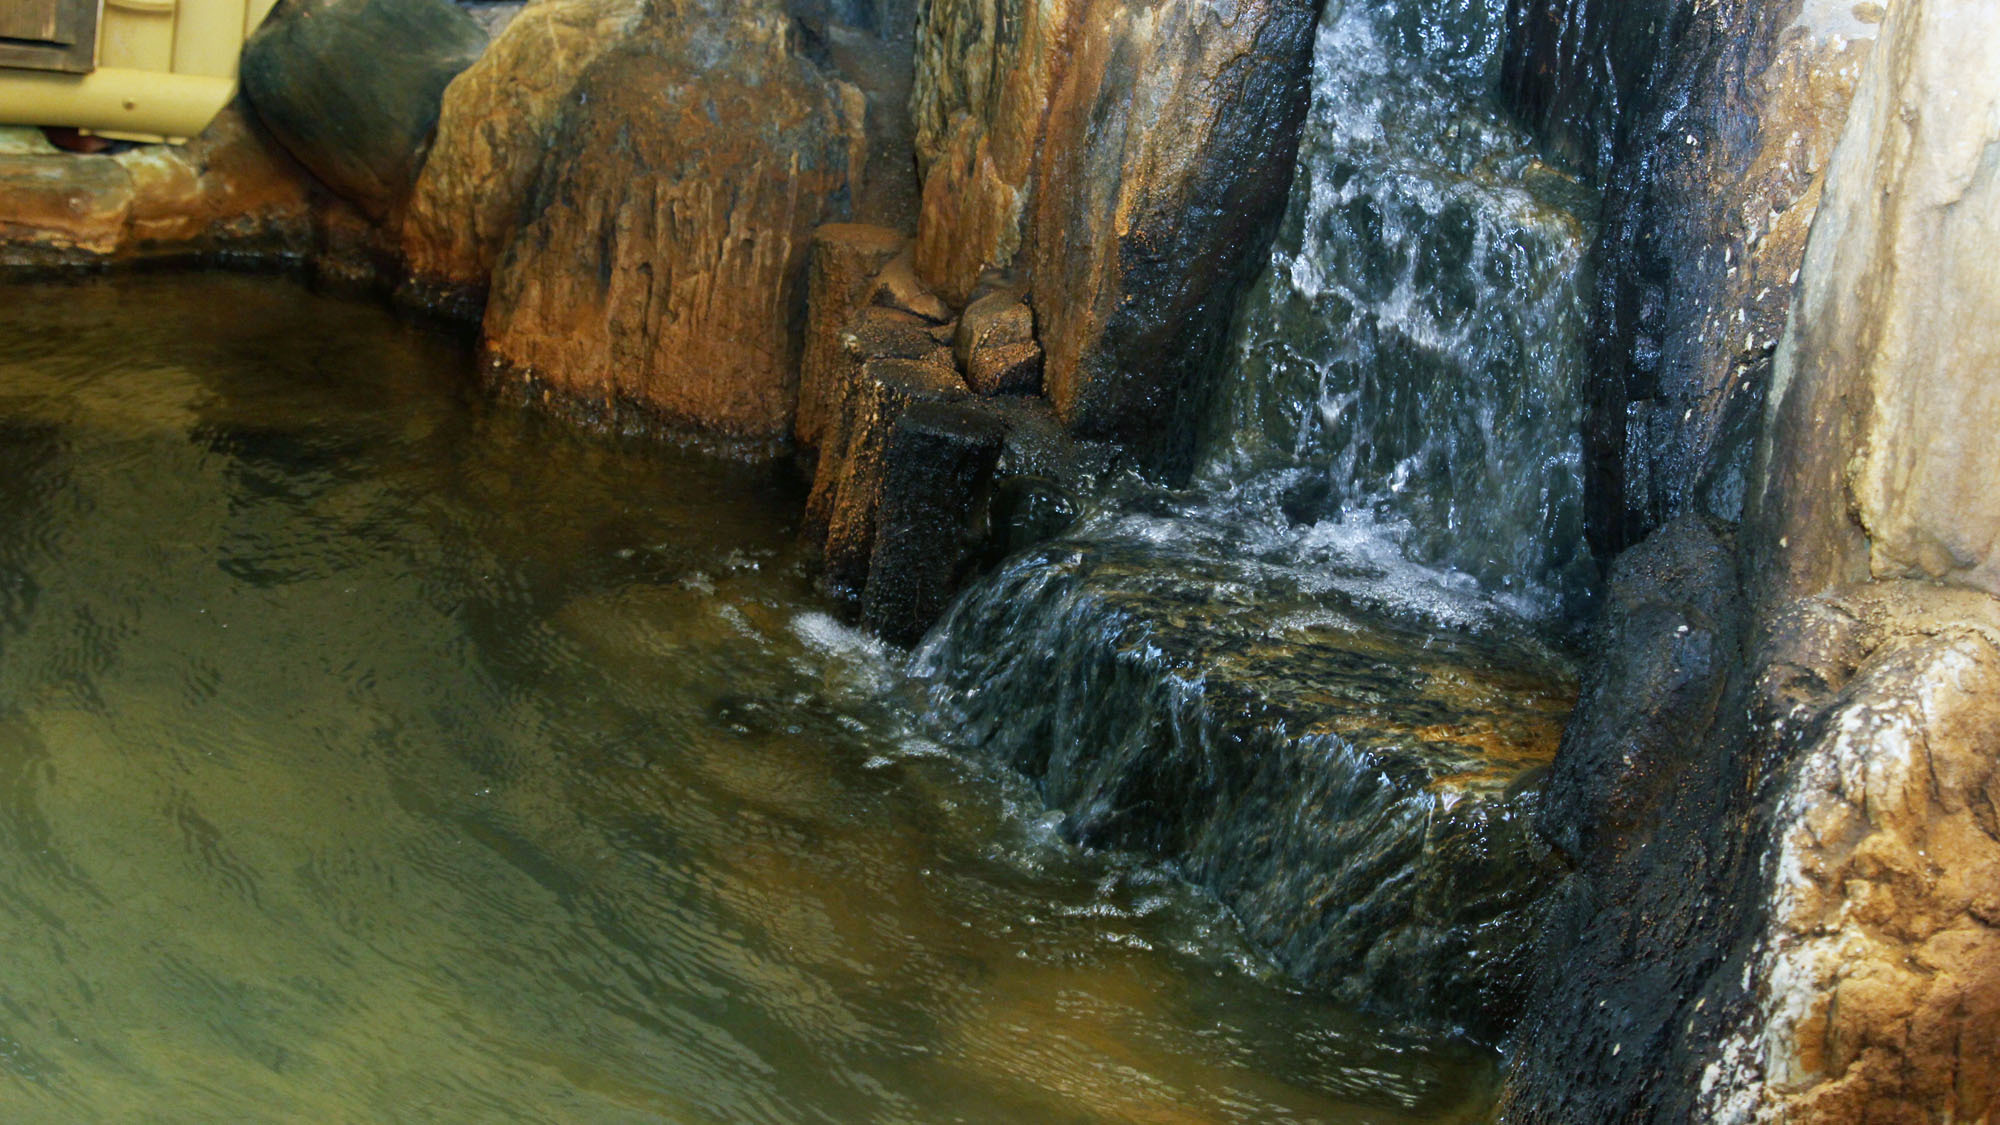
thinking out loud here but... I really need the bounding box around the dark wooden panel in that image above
[0,0,98,73]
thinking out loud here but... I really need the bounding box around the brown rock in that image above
[1698,582,2000,1123]
[908,0,1072,304]
[0,154,132,261]
[797,223,907,450]
[913,0,1315,475]
[965,340,1042,397]
[868,248,951,323]
[0,103,316,268]
[400,0,647,300]
[1025,0,1319,477]
[801,305,957,543]
[951,286,1033,369]
[479,2,867,440]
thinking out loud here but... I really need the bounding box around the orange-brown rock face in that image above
[479,4,866,440]
[1702,585,2000,1124]
[0,106,317,269]
[400,0,648,303]
[911,0,1318,478]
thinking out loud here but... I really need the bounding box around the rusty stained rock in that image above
[911,0,1316,477]
[1699,583,2000,1124]
[0,104,319,269]
[479,2,867,440]
[954,285,1041,395]
[400,0,649,305]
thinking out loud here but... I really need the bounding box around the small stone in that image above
[870,249,952,323]
[965,339,1044,396]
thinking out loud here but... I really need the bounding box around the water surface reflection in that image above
[0,275,1495,1123]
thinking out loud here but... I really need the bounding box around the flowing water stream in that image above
[0,274,1497,1122]
[915,0,1594,1040]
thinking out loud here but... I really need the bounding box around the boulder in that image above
[241,0,487,223]
[1701,584,2000,1123]
[867,248,951,323]
[1026,0,1317,476]
[954,287,1040,395]
[814,357,970,602]
[797,224,908,450]
[479,1,866,439]
[400,0,647,304]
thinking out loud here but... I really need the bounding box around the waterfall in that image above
[914,0,1594,1040]
[1202,0,1593,617]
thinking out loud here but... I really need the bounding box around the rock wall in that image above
[477,0,866,440]
[911,0,1321,480]
[1503,1,2000,1120]
[0,107,328,270]
[400,0,648,308]
[1504,0,1878,558]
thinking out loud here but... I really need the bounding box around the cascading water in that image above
[915,0,1597,1040]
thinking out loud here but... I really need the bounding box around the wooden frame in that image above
[0,0,101,74]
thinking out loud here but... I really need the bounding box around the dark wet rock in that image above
[862,400,1008,644]
[981,474,1078,565]
[812,357,970,604]
[479,2,866,440]
[917,537,1575,1039]
[1500,0,1878,557]
[1500,514,1762,1123]
[1535,515,1740,868]
[242,0,488,223]
[798,224,908,451]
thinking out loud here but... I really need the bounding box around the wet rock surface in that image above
[912,0,1320,479]
[242,0,489,223]
[797,224,908,451]
[1502,0,1878,557]
[917,531,1575,1040]
[1504,4,2000,1119]
[479,0,866,439]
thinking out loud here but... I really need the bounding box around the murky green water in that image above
[0,274,1496,1123]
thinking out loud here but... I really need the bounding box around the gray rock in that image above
[242,0,487,221]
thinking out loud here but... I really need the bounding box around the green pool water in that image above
[0,273,1496,1123]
